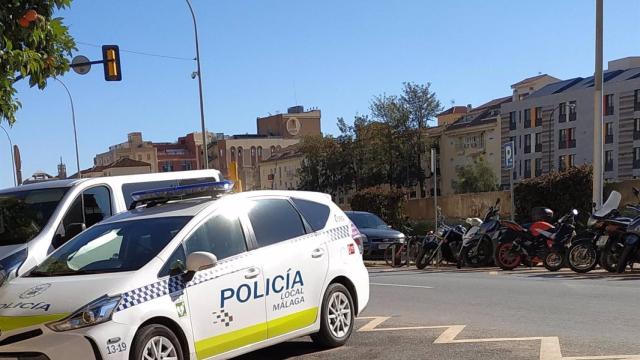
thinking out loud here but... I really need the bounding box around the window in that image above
[185,215,247,260]
[604,94,614,115]
[558,128,576,149]
[292,198,330,231]
[635,119,640,140]
[247,199,306,247]
[605,150,613,171]
[634,147,640,169]
[251,146,257,166]
[635,90,640,111]
[535,107,543,127]
[569,101,577,121]
[558,103,567,122]
[558,129,567,149]
[182,161,192,171]
[524,109,531,128]
[524,134,531,154]
[568,154,575,168]
[230,147,236,162]
[159,245,187,278]
[257,146,263,161]
[63,186,113,234]
[535,133,542,152]
[509,112,517,130]
[237,147,244,167]
[605,123,614,144]
[558,155,566,172]
[510,136,516,155]
[524,159,531,178]
[535,158,542,177]
[162,161,173,172]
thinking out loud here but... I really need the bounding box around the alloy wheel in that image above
[142,336,178,360]
[327,292,352,339]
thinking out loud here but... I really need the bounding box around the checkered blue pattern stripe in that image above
[116,225,351,312]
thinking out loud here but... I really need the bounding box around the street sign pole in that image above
[431,147,438,234]
[504,141,514,220]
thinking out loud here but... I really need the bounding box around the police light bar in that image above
[129,180,234,209]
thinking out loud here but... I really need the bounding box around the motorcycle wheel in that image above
[600,239,624,273]
[495,242,521,271]
[461,238,493,268]
[416,246,438,270]
[567,241,598,273]
[543,251,565,272]
[616,245,633,273]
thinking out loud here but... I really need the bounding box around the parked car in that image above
[0,169,222,285]
[345,211,405,259]
[0,182,369,360]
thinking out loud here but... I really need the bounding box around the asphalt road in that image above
[239,266,640,360]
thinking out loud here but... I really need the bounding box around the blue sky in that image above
[2,0,639,188]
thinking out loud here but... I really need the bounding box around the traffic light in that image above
[101,45,122,81]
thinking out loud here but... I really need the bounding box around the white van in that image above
[0,170,221,282]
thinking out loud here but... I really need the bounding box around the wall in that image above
[406,190,512,221]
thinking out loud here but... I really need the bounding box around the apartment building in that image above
[501,57,640,186]
[258,144,303,190]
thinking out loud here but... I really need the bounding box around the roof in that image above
[75,158,152,177]
[262,144,303,162]
[437,106,469,117]
[446,96,511,131]
[511,74,556,88]
[530,66,640,98]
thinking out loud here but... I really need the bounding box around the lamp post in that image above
[54,78,81,179]
[185,0,209,169]
[0,125,16,187]
[546,103,576,172]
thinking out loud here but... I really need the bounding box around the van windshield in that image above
[0,188,69,246]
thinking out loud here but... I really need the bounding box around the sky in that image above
[2,0,640,189]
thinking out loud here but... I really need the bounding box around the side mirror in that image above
[186,252,217,273]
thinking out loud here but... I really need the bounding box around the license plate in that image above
[378,243,389,250]
[596,235,609,247]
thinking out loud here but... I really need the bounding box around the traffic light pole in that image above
[186,0,209,169]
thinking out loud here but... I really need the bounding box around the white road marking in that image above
[370,283,434,289]
[356,316,640,360]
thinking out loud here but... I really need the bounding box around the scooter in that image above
[457,199,501,268]
[615,188,640,273]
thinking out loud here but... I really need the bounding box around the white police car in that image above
[0,182,369,360]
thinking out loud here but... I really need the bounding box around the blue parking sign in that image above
[503,141,514,169]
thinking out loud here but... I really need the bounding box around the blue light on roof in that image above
[130,180,234,203]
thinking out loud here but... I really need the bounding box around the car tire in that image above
[311,283,355,348]
[130,324,184,360]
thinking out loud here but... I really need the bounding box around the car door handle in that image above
[311,248,325,259]
[244,267,261,279]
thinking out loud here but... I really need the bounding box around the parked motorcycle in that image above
[496,209,577,271]
[415,222,466,269]
[567,190,632,273]
[457,199,501,268]
[615,188,640,273]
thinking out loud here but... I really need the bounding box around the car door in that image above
[182,211,267,360]
[245,197,330,339]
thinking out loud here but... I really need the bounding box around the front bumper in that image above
[363,239,405,259]
[0,321,134,360]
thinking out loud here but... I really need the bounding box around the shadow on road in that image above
[235,338,328,360]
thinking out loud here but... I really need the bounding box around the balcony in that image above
[605,107,615,116]
[569,112,577,122]
[535,117,543,127]
[558,114,567,123]
[634,160,640,169]
[605,134,614,144]
[605,161,614,172]
[524,145,531,154]
[535,143,542,153]
[535,167,542,177]
[634,131,640,140]
[524,119,531,129]
[509,120,517,131]
[568,139,576,148]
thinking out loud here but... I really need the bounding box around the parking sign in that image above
[504,141,514,169]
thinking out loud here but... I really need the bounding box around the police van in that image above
[0,182,370,360]
[0,170,222,284]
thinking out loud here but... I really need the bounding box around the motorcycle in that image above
[615,188,640,273]
[496,209,577,271]
[457,198,501,268]
[567,190,633,273]
[415,222,466,269]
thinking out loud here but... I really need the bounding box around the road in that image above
[240,266,640,360]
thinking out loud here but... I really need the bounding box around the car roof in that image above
[0,179,81,193]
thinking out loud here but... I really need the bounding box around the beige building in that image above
[75,158,152,178]
[257,106,321,139]
[258,145,303,190]
[94,132,158,172]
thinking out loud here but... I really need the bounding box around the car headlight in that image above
[0,248,28,287]
[47,295,121,332]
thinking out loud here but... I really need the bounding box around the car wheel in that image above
[130,324,184,360]
[311,283,355,348]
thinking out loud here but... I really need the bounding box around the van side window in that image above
[291,198,330,231]
[58,186,112,246]
[184,215,247,261]
[247,199,306,247]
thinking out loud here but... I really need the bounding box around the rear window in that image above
[292,198,330,231]
[247,199,307,247]
[122,177,217,209]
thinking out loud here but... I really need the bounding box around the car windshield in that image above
[0,188,69,246]
[28,216,191,277]
[347,212,388,229]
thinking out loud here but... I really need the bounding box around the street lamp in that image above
[546,102,576,172]
[53,78,81,179]
[0,125,16,187]
[185,0,209,169]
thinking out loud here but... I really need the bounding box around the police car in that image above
[0,182,369,360]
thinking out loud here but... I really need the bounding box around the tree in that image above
[1,0,76,125]
[451,157,499,194]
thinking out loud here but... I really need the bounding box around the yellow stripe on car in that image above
[195,307,318,360]
[0,314,69,332]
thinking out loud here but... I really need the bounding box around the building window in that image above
[270,145,276,155]
[605,150,613,172]
[535,158,542,177]
[182,161,192,171]
[558,155,566,172]
[524,109,531,128]
[635,90,640,112]
[257,146,263,161]
[534,133,542,153]
[230,147,236,162]
[237,147,244,167]
[605,122,614,144]
[524,159,531,178]
[535,107,543,127]
[558,128,576,149]
[251,146,257,166]
[510,136,516,155]
[604,94,614,115]
[558,103,567,123]
[634,147,640,169]
[634,119,640,140]
[162,161,173,172]
[568,154,575,168]
[524,134,531,154]
[569,101,577,121]
[509,112,517,130]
